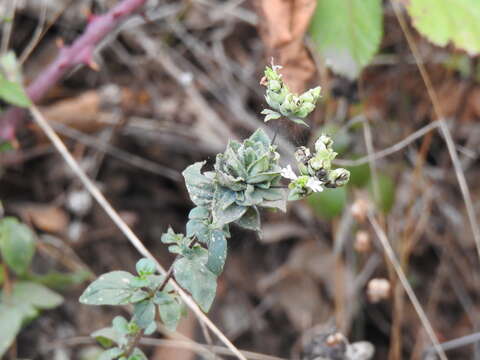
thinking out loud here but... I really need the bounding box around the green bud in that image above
[136,258,156,276]
[327,168,350,187]
[268,79,282,92]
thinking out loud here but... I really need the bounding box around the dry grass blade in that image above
[390,0,480,266]
[334,121,440,167]
[368,212,447,360]
[29,105,247,360]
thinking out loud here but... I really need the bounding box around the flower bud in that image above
[327,168,350,187]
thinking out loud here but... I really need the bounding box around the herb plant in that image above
[79,64,351,359]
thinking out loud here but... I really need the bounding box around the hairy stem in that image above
[0,0,148,141]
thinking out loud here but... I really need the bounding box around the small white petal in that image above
[307,177,324,192]
[281,165,298,180]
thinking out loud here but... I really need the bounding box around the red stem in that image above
[0,0,147,141]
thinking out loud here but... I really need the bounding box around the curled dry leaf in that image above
[254,0,317,93]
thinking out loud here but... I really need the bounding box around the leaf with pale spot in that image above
[79,271,136,306]
[173,249,217,312]
[206,229,227,276]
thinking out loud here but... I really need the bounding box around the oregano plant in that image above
[79,63,351,359]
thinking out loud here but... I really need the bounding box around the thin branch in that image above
[1,0,17,54]
[368,212,447,360]
[334,121,440,167]
[50,119,181,181]
[0,0,148,141]
[28,105,247,360]
[390,0,480,267]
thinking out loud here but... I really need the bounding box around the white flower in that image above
[280,165,297,180]
[306,177,324,192]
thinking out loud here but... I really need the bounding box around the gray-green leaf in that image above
[173,252,217,312]
[133,300,156,329]
[206,229,227,275]
[79,271,136,306]
[154,291,182,331]
[0,217,36,275]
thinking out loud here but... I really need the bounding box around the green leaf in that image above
[0,76,31,107]
[99,347,124,360]
[0,304,23,357]
[154,291,182,331]
[206,229,227,276]
[173,251,217,312]
[79,271,136,305]
[112,316,129,335]
[133,300,156,329]
[0,217,36,275]
[26,270,91,291]
[0,282,63,357]
[182,162,215,207]
[235,206,261,232]
[307,187,347,219]
[406,0,480,55]
[91,327,119,348]
[136,258,156,277]
[10,281,63,309]
[309,0,383,79]
[129,348,148,360]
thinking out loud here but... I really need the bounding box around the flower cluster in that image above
[260,64,321,126]
[282,135,350,200]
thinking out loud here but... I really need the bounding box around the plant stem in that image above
[158,265,174,292]
[0,0,148,141]
[124,329,144,358]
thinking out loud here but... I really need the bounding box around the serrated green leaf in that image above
[406,0,480,55]
[154,291,182,331]
[309,0,383,79]
[0,217,35,275]
[79,271,136,305]
[173,252,217,312]
[133,300,156,329]
[206,229,227,275]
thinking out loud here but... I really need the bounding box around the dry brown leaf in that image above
[20,203,69,233]
[254,0,317,93]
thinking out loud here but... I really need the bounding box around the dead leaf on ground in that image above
[254,0,317,93]
[17,203,69,233]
